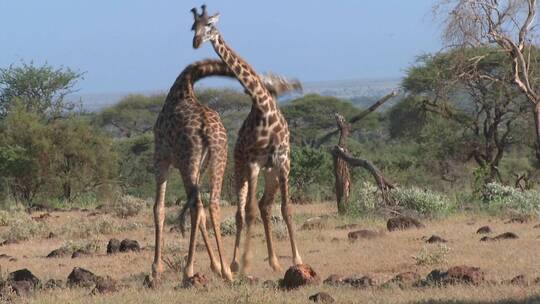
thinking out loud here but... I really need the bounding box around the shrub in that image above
[61,239,101,254]
[108,195,146,218]
[0,211,46,241]
[413,244,451,266]
[391,186,453,217]
[59,217,119,239]
[482,182,540,216]
[220,216,236,236]
[346,182,383,216]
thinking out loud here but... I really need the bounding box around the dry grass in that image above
[1,203,540,303]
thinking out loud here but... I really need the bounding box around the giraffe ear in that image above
[207,13,220,25]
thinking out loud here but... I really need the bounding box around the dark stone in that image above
[107,239,121,254]
[67,267,98,288]
[183,273,209,288]
[494,232,519,240]
[387,216,424,231]
[119,239,140,252]
[426,235,447,243]
[47,232,57,239]
[92,276,117,294]
[348,230,379,240]
[476,226,492,234]
[309,292,335,303]
[281,264,321,289]
[0,239,19,246]
[301,217,325,230]
[425,266,484,286]
[323,274,344,286]
[7,281,34,296]
[342,275,374,288]
[47,247,70,258]
[8,269,40,288]
[44,279,63,289]
[384,272,422,288]
[71,249,91,259]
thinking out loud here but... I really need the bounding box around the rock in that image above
[534,224,540,229]
[0,254,11,260]
[5,269,40,296]
[476,226,492,234]
[7,281,34,297]
[348,230,379,241]
[106,239,121,254]
[425,266,484,286]
[426,235,447,243]
[482,232,519,241]
[342,275,375,288]
[67,267,98,288]
[44,279,63,289]
[494,232,519,240]
[119,239,140,252]
[183,273,209,288]
[71,249,92,259]
[384,272,421,289]
[47,232,57,239]
[301,217,325,230]
[281,264,321,289]
[336,224,361,230]
[309,292,335,303]
[8,269,40,288]
[47,247,70,258]
[323,274,344,286]
[505,216,530,224]
[387,216,424,231]
[92,276,117,294]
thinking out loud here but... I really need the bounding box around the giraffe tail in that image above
[178,186,199,237]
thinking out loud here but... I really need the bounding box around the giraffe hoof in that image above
[144,275,160,289]
[230,261,240,274]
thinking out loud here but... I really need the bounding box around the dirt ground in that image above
[1,202,540,304]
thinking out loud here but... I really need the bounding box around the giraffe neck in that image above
[210,33,273,112]
[177,59,237,98]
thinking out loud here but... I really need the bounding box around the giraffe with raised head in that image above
[151,58,301,286]
[190,5,303,275]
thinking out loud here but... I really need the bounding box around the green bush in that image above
[220,216,236,236]
[482,182,540,216]
[391,186,453,217]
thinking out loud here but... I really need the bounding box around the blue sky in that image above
[0,1,442,94]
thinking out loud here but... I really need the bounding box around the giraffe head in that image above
[191,5,220,49]
[260,74,303,97]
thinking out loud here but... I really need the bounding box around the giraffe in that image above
[152,58,234,286]
[191,5,303,275]
[151,58,301,286]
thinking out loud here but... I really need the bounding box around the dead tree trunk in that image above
[332,113,351,214]
[332,146,394,202]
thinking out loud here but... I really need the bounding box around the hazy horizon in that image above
[1,1,441,95]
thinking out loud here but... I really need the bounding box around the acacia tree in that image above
[435,0,540,162]
[0,62,83,118]
[403,48,531,183]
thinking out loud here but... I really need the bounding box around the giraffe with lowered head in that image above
[191,5,303,275]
